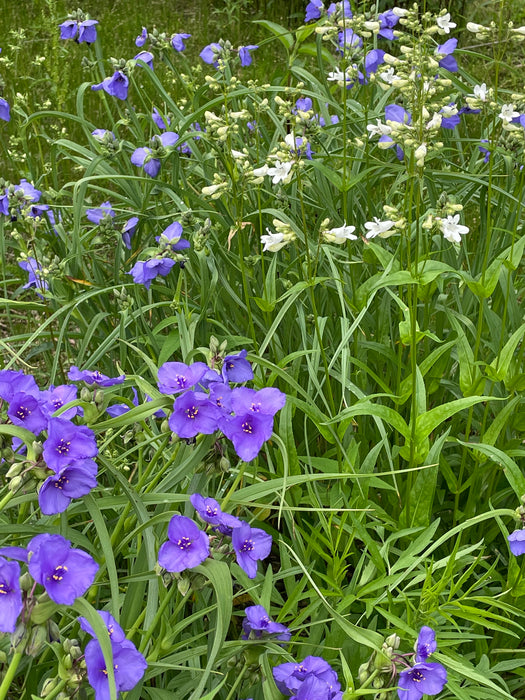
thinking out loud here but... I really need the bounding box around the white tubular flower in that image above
[327,68,349,84]
[366,120,392,137]
[499,103,520,123]
[392,7,409,16]
[436,12,457,34]
[252,165,269,178]
[202,183,224,198]
[512,26,525,35]
[378,67,396,84]
[426,113,442,130]
[261,231,286,252]
[466,22,484,33]
[266,160,293,185]
[440,214,469,243]
[414,144,427,167]
[364,218,396,239]
[323,222,357,244]
[473,83,488,101]
[284,133,295,149]
[231,149,246,159]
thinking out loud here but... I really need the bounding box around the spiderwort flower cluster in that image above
[0,367,106,514]
[159,495,272,579]
[273,656,342,700]
[79,611,147,700]
[158,351,285,461]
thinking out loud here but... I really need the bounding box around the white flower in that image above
[473,83,488,101]
[252,165,269,178]
[231,149,246,159]
[440,214,469,243]
[426,113,442,130]
[436,13,456,33]
[266,160,293,185]
[378,66,396,84]
[327,68,348,83]
[392,7,408,16]
[364,218,396,239]
[366,120,392,137]
[323,222,357,244]
[261,230,286,252]
[202,184,223,197]
[414,143,427,166]
[512,26,525,36]
[466,22,484,33]
[499,103,520,123]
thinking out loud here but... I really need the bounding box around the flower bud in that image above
[385,632,401,649]
[27,624,48,657]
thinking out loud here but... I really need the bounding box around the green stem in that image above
[39,679,67,700]
[224,663,248,700]
[0,652,23,700]
[139,588,185,654]
[0,490,14,514]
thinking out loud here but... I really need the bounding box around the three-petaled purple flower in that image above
[68,366,125,386]
[273,656,341,698]
[155,221,190,251]
[398,663,447,700]
[86,201,115,225]
[238,45,258,67]
[92,71,129,100]
[231,523,272,578]
[84,633,147,700]
[508,529,525,555]
[190,493,242,534]
[122,216,139,249]
[0,370,38,402]
[242,604,291,641]
[59,18,99,44]
[172,33,191,51]
[222,349,253,383]
[0,556,22,633]
[136,27,148,47]
[130,132,179,178]
[38,459,98,515]
[8,391,48,434]
[19,257,49,296]
[305,0,324,22]
[0,98,10,122]
[169,390,221,438]
[128,257,177,289]
[415,626,437,662]
[28,533,98,605]
[42,416,98,471]
[158,515,210,572]
[157,361,209,394]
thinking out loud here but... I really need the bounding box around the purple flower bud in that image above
[136,27,148,47]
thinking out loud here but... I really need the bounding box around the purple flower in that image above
[42,416,98,471]
[508,529,525,555]
[155,221,190,251]
[295,675,333,700]
[27,533,98,605]
[242,605,291,641]
[84,637,147,700]
[122,216,139,249]
[136,27,148,47]
[440,104,461,129]
[222,349,253,383]
[134,50,154,69]
[200,43,222,66]
[238,45,258,67]
[338,29,362,50]
[152,107,170,130]
[328,1,352,18]
[19,257,49,295]
[38,459,98,514]
[171,33,191,52]
[0,97,10,122]
[273,656,339,695]
[59,19,78,40]
[365,49,386,76]
[0,370,38,402]
[92,71,129,100]
[40,384,80,419]
[190,493,242,534]
[378,10,399,40]
[221,411,274,461]
[231,523,272,578]
[8,391,48,434]
[78,19,98,44]
[128,257,177,289]
[15,179,41,202]
[92,128,115,142]
[0,557,22,633]
[231,387,286,416]
[415,627,437,662]
[305,0,324,22]
[385,104,412,125]
[398,662,447,700]
[157,361,209,394]
[436,38,458,72]
[158,515,210,572]
[131,148,160,177]
[169,390,221,438]
[479,139,491,163]
[209,382,233,413]
[79,610,126,643]
[295,97,313,113]
[67,366,125,386]
[86,201,115,224]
